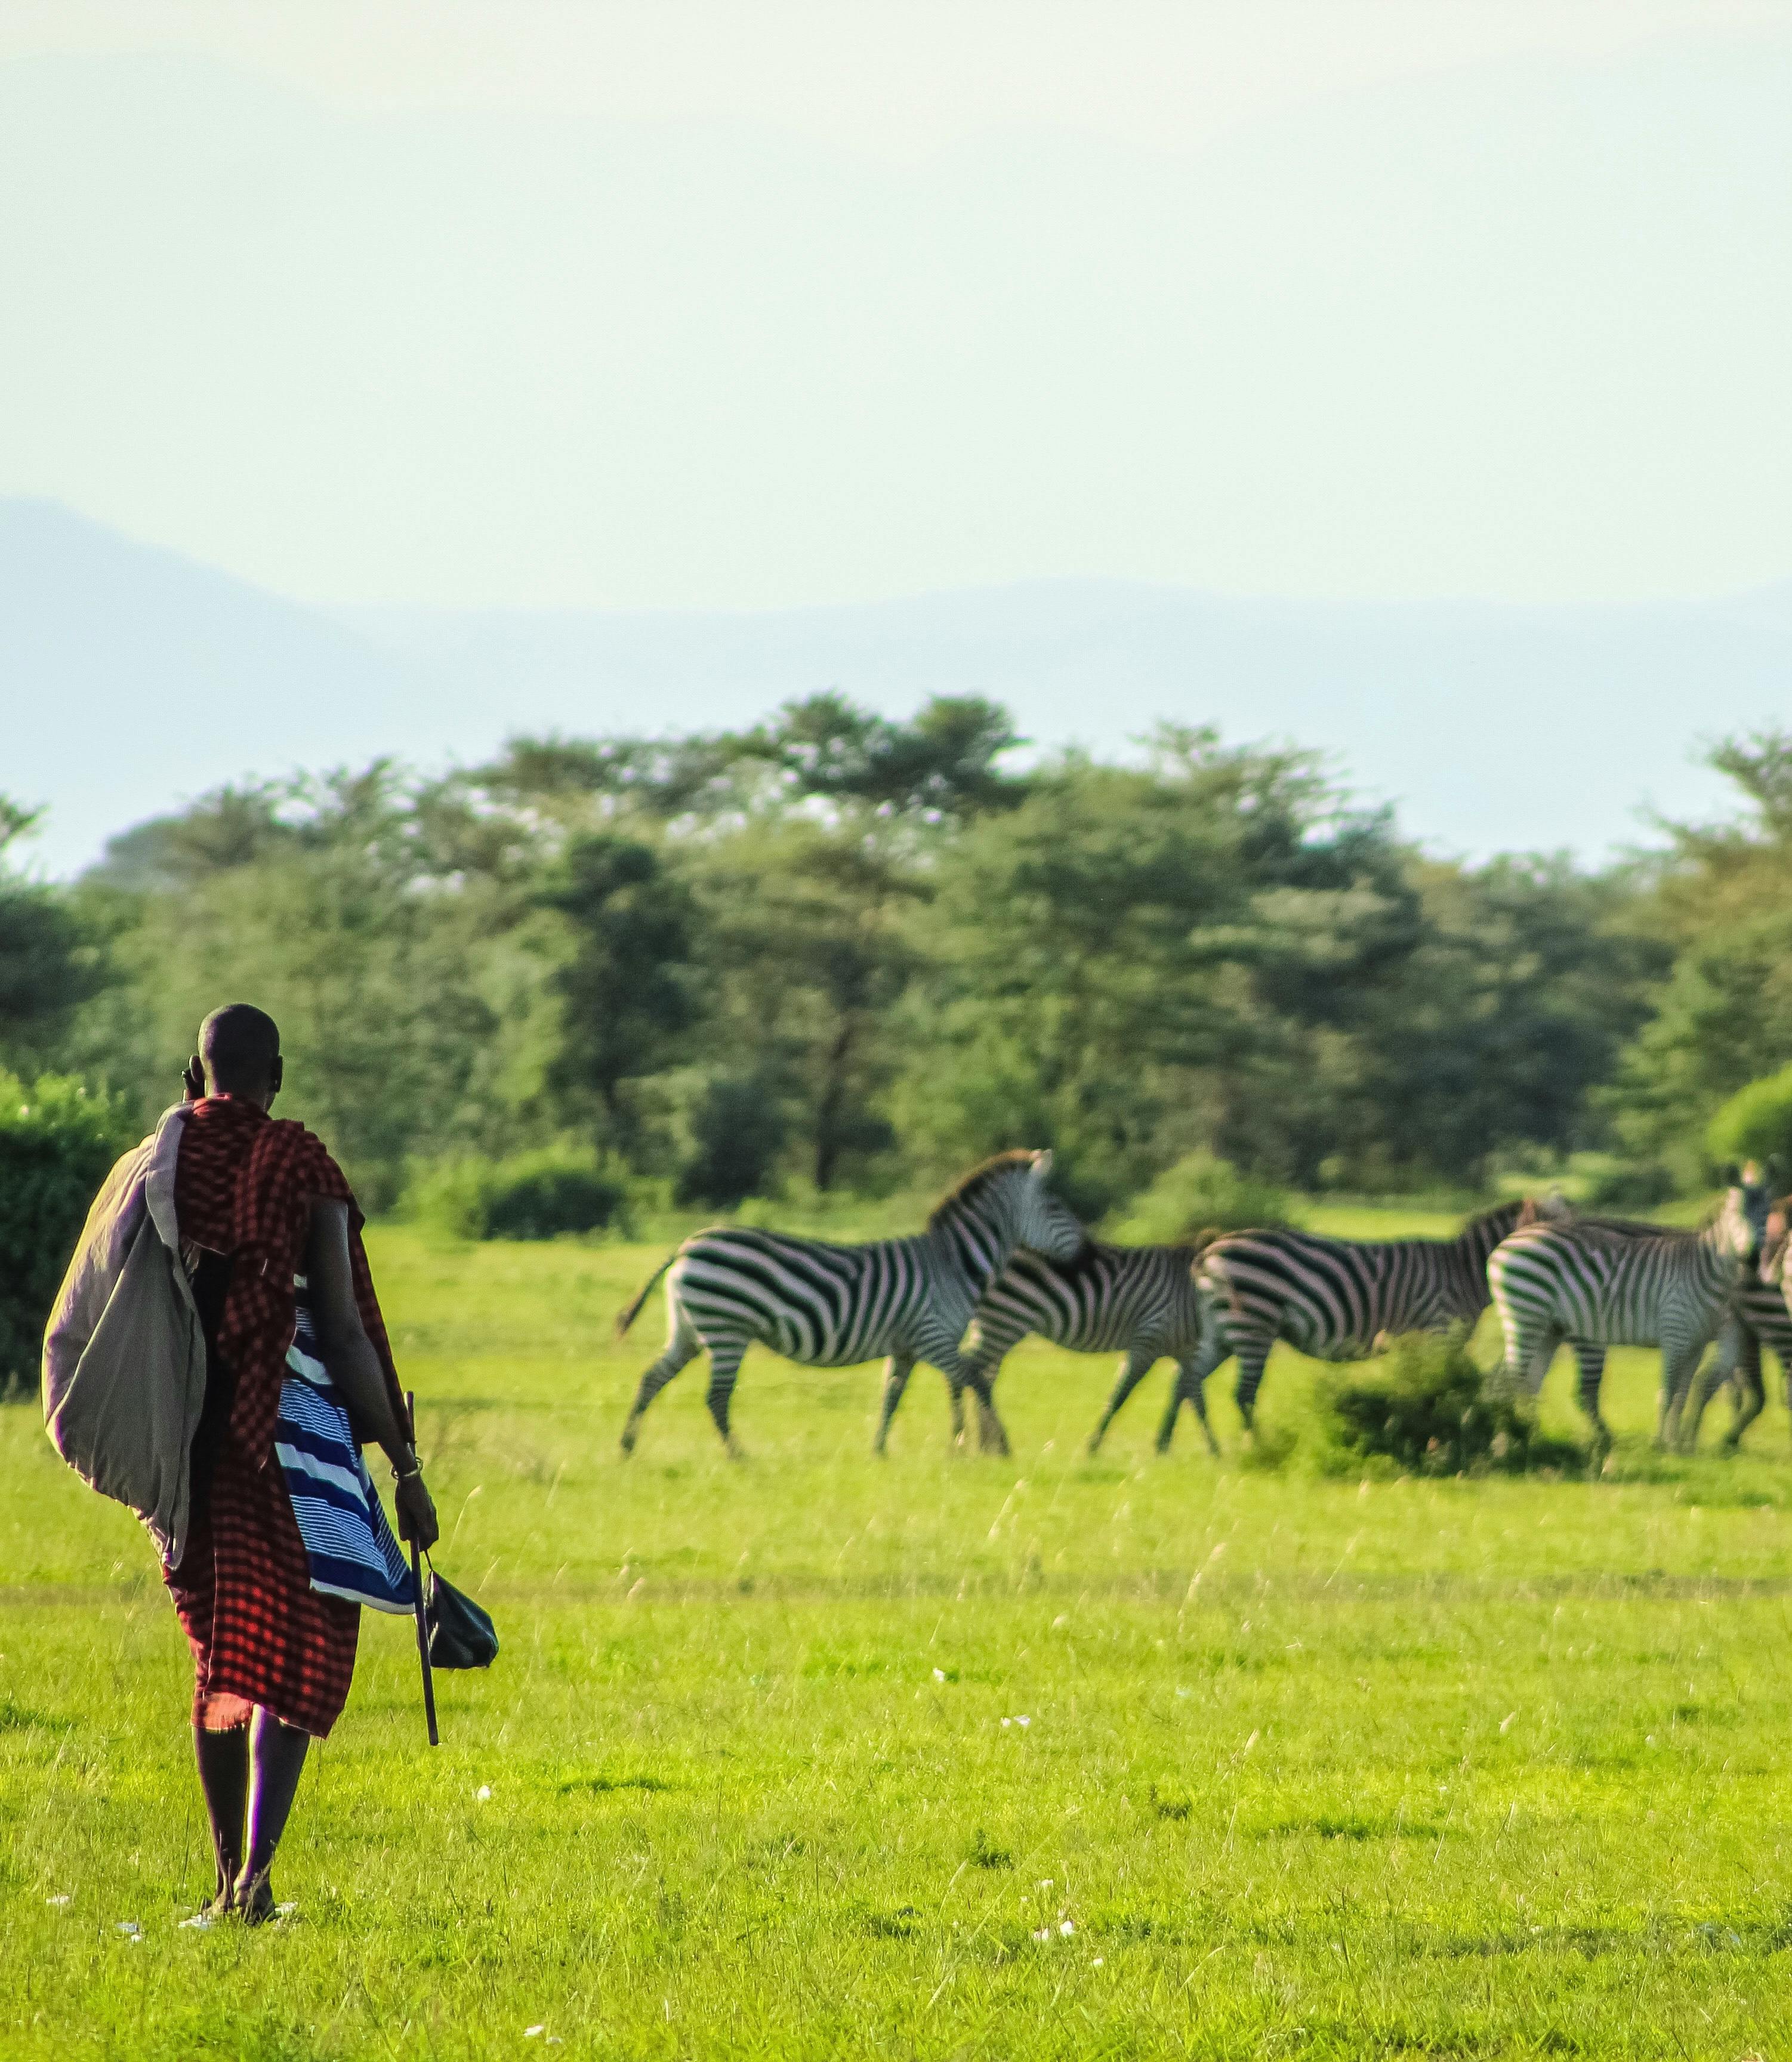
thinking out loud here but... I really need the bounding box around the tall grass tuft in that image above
[1318,1327,1583,1476]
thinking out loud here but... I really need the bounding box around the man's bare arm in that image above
[306,1199,439,1548]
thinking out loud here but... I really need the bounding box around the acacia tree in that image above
[538,834,702,1159]
[69,772,501,1204]
[898,732,1421,1209]
[687,824,927,1193]
[1606,732,1792,1178]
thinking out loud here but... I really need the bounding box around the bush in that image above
[1707,1065,1792,1183]
[0,1072,135,1394]
[407,1149,629,1242]
[677,1077,787,1210]
[1104,1151,1298,1245]
[1319,1329,1582,1476]
[1572,1152,1678,1210]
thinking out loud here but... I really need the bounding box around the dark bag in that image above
[425,1561,499,1669]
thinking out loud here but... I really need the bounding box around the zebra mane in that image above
[927,1150,1039,1227]
[1173,1226,1236,1255]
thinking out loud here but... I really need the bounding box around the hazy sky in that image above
[2,2,1788,610]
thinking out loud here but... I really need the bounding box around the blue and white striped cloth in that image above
[275,1285,417,1615]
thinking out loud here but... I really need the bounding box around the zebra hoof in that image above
[619,1425,638,1456]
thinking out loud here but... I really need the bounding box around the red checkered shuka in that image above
[166,1096,405,1737]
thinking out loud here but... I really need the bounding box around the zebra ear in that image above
[1031,1149,1054,1180]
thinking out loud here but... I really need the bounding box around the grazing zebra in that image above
[1485,1189,1754,1453]
[929,1242,1209,1460]
[1144,1200,1550,1456]
[613,1150,1086,1456]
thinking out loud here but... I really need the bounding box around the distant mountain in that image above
[5,498,1791,877]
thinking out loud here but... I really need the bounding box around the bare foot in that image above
[233,1869,276,1925]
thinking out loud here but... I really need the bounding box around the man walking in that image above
[49,1004,437,1921]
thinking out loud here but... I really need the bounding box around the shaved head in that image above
[196,1003,282,1099]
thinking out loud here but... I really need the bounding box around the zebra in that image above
[1143,1200,1552,1456]
[613,1150,1087,1456]
[924,1241,1210,1460]
[1677,1274,1792,1450]
[1672,1190,1788,1450]
[1485,1188,1754,1454]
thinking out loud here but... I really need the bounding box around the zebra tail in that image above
[614,1251,680,1339]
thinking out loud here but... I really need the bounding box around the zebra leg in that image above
[936,1344,1010,1456]
[1571,1342,1612,1460]
[1161,1354,1219,1458]
[946,1349,1007,1453]
[1657,1335,1705,1450]
[1723,1328,1763,1450]
[1233,1338,1275,1435]
[619,1325,702,1454]
[1676,1347,1720,1452]
[702,1341,750,1458]
[1090,1346,1173,1454]
[970,1369,1011,1457]
[872,1356,918,1456]
[1677,1325,1753,1453]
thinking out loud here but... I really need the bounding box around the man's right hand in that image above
[396,1473,439,1552]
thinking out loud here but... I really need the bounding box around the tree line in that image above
[5,699,1790,1221]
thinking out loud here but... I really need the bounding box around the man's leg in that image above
[193,1721,248,1906]
[236,1707,311,1919]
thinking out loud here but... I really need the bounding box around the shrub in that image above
[0,1072,135,1394]
[1572,1152,1678,1210]
[1707,1065,1792,1184]
[677,1077,787,1210]
[1104,1151,1298,1245]
[1319,1329,1582,1475]
[407,1149,629,1242]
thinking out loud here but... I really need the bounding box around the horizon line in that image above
[8,492,1790,625]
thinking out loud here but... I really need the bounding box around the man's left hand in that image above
[396,1474,439,1551]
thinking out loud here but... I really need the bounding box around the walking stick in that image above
[405,1390,439,1748]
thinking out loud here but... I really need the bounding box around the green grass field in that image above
[8,1211,1792,2060]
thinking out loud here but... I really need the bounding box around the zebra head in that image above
[1008,1150,1087,1262]
[928,1149,1087,1286]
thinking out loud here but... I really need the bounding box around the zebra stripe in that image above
[1486,1190,1753,1452]
[950,1243,1210,1454]
[1146,1201,1544,1453]
[615,1150,1085,1455]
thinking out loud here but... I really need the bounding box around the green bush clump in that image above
[1319,1329,1582,1476]
[1707,1065,1792,1182]
[1572,1153,1678,1209]
[0,1071,135,1394]
[407,1149,630,1242]
[677,1076,788,1210]
[1105,1150,1298,1245]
